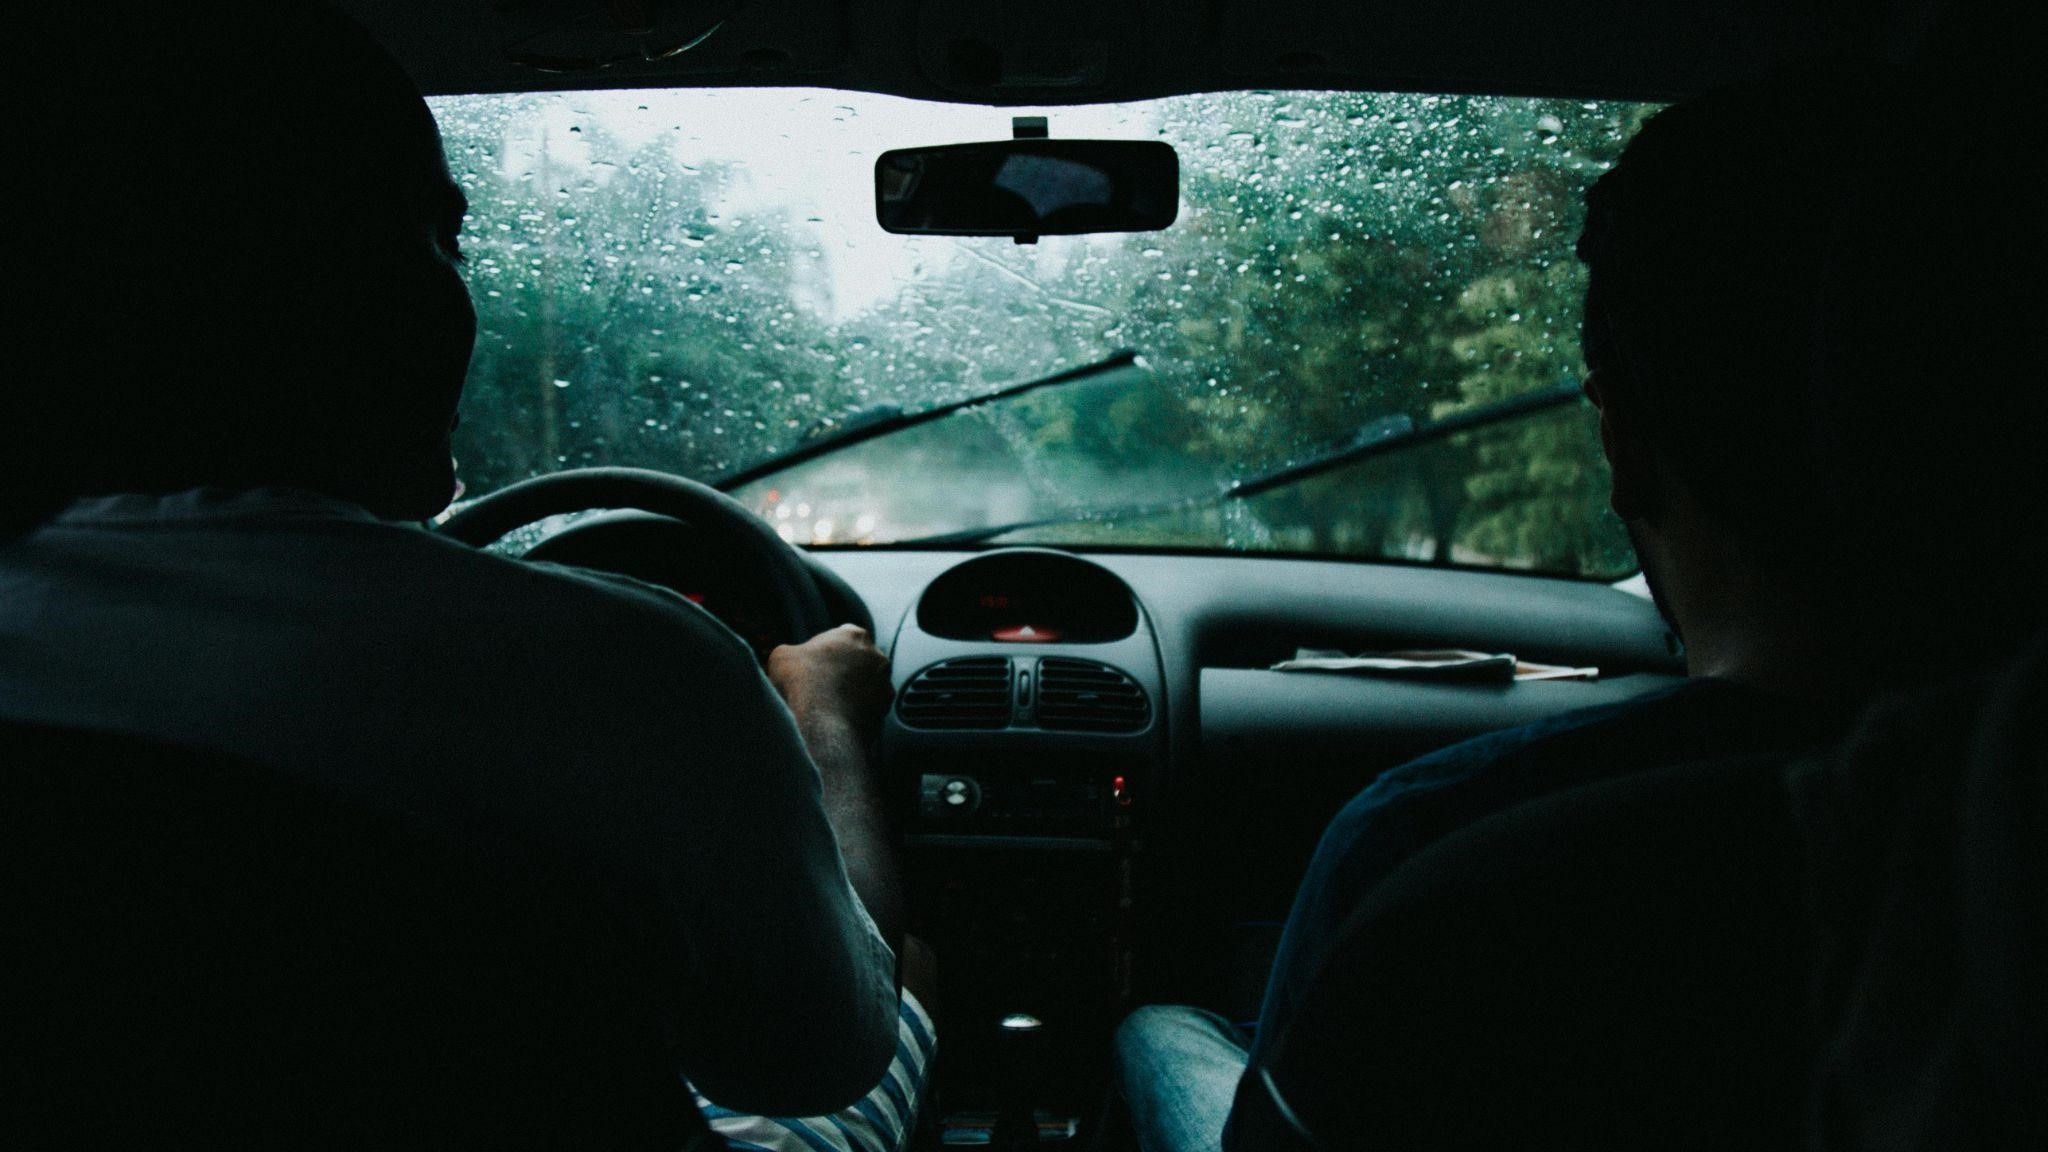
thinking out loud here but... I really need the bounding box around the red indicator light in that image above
[992,624,1060,643]
[683,593,706,604]
[1112,775,1132,806]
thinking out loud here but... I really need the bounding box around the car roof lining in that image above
[332,0,1952,105]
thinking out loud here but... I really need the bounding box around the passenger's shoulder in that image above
[1341,683,1705,816]
[1405,679,1712,776]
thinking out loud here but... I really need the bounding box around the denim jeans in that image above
[1114,1006,1250,1152]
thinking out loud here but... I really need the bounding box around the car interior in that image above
[7,1,2026,1148]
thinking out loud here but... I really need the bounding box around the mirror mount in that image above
[1011,117,1050,243]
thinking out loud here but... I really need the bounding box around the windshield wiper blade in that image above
[898,380,1586,547]
[711,350,1143,491]
[1227,379,1584,498]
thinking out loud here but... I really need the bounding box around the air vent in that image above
[1036,658,1150,733]
[897,657,1014,730]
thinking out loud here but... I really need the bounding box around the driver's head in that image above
[10,2,472,524]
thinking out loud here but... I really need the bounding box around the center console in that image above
[881,549,1167,1142]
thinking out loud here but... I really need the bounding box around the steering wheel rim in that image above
[436,467,833,646]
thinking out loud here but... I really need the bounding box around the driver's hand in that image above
[766,624,892,740]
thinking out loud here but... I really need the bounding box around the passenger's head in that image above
[10,2,472,525]
[1575,68,1881,558]
[1578,64,2043,674]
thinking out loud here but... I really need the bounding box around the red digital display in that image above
[916,554,1138,644]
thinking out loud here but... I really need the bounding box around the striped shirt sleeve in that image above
[692,987,937,1152]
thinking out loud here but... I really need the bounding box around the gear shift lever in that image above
[993,1012,1046,1149]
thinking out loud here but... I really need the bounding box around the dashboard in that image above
[520,512,1679,866]
[886,550,1163,842]
[835,543,1678,1109]
[515,512,1682,1111]
[838,545,1680,905]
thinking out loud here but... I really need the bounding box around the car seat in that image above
[1,721,719,1150]
[1225,633,2042,1151]
[1793,631,2045,1151]
[1223,752,1811,1151]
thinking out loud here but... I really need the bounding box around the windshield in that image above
[430,88,1652,579]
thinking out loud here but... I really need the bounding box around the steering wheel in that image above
[436,467,833,648]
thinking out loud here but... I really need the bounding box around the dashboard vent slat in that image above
[898,657,1014,730]
[1036,658,1151,733]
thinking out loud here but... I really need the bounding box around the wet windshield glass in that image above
[430,89,1652,578]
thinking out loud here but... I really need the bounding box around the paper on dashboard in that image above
[1270,648,1598,683]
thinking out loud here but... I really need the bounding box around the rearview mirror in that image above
[875,139,1179,241]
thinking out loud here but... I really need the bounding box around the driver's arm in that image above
[530,580,897,1117]
[766,625,909,962]
[770,625,940,1025]
[526,564,912,1114]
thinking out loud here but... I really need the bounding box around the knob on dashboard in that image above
[919,773,982,818]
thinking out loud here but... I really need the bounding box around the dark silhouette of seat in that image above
[1796,632,2045,1152]
[1224,753,1811,1152]
[1224,632,2044,1151]
[1,722,716,1149]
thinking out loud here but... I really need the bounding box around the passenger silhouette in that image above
[1115,63,2045,1152]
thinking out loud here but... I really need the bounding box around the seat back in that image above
[1229,634,2045,1152]
[1,722,712,1149]
[1795,632,2046,1151]
[1228,754,1811,1151]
